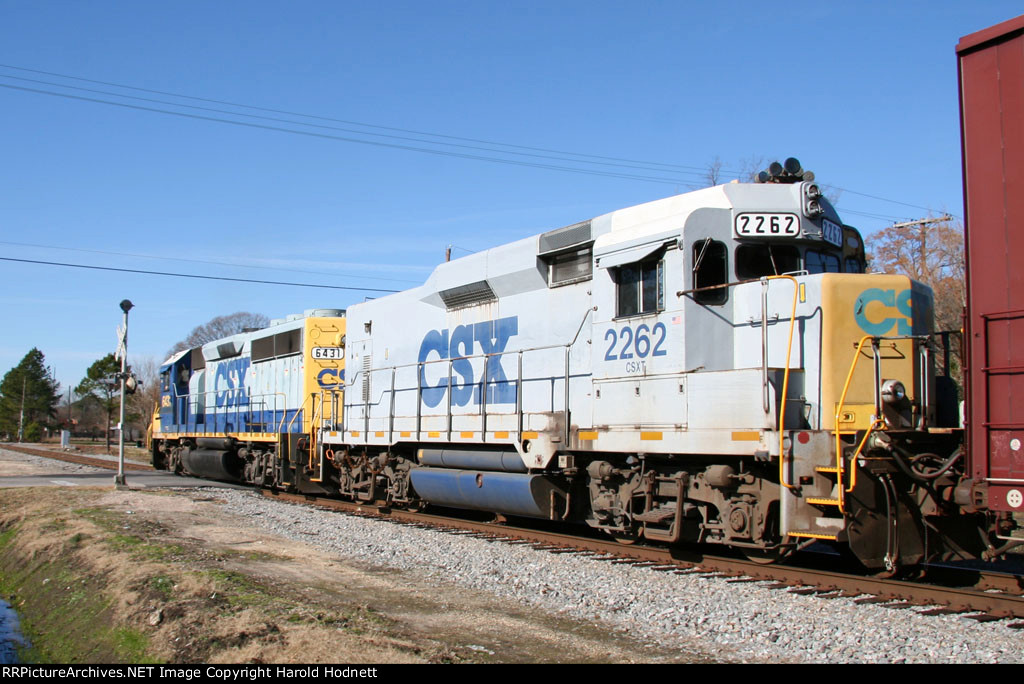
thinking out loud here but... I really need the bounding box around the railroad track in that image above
[1,443,154,471]
[262,490,1024,624]
[9,443,1024,623]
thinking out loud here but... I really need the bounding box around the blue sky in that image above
[0,1,1019,396]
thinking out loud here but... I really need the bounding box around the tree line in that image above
[0,311,266,447]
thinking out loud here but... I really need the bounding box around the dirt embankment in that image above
[0,481,683,664]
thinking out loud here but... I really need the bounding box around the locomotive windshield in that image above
[733,243,859,279]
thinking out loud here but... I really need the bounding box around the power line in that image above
[0,240,424,285]
[0,63,712,174]
[828,186,962,220]
[837,208,916,223]
[0,82,697,186]
[0,257,400,292]
[0,63,959,217]
[0,72,711,180]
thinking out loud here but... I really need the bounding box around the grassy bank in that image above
[0,487,436,663]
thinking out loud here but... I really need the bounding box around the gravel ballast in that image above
[216,488,1022,664]
[4,448,1021,663]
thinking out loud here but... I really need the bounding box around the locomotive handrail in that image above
[286,392,313,434]
[835,335,877,509]
[342,305,596,388]
[165,383,287,436]
[675,276,761,299]
[834,334,929,504]
[764,275,800,491]
[342,306,595,445]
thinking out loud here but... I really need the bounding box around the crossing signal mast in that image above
[115,299,134,487]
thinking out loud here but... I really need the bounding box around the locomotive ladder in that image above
[786,333,932,545]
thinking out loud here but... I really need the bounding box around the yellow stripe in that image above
[494,431,509,439]
[350,431,360,437]
[428,431,440,438]
[400,431,411,438]
[640,431,662,441]
[522,431,539,439]
[375,431,385,438]
[579,431,598,441]
[787,531,838,540]
[159,432,279,443]
[460,431,474,438]
[731,431,761,441]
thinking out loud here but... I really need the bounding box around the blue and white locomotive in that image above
[153,160,978,570]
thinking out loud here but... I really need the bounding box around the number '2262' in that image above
[604,322,667,361]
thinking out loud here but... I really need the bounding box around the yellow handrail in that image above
[834,335,877,510]
[285,392,314,433]
[767,275,800,490]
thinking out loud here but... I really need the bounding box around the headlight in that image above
[881,379,907,405]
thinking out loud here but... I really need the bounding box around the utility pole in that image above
[888,215,953,230]
[17,376,25,442]
[888,215,953,279]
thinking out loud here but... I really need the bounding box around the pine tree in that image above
[0,348,61,441]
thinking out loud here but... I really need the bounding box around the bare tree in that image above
[866,217,965,377]
[703,156,725,186]
[737,155,769,183]
[699,155,770,188]
[167,312,269,356]
[127,356,161,440]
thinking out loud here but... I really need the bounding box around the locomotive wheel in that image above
[611,530,639,545]
[741,547,788,565]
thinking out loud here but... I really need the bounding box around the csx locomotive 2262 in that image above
[152,159,1000,572]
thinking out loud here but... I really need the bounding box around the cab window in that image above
[735,243,800,280]
[806,249,841,274]
[616,259,663,317]
[692,239,728,305]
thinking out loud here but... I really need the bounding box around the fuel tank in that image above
[409,469,566,519]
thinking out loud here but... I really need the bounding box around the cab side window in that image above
[616,259,663,317]
[692,239,728,305]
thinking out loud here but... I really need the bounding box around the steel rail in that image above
[260,489,1024,621]
[11,445,1024,622]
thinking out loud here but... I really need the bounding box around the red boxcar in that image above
[958,14,1024,514]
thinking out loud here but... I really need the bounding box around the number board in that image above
[311,347,344,360]
[734,213,800,238]
[821,218,843,247]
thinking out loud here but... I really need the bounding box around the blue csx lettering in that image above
[854,288,917,336]
[317,368,345,389]
[214,357,250,408]
[418,316,518,408]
